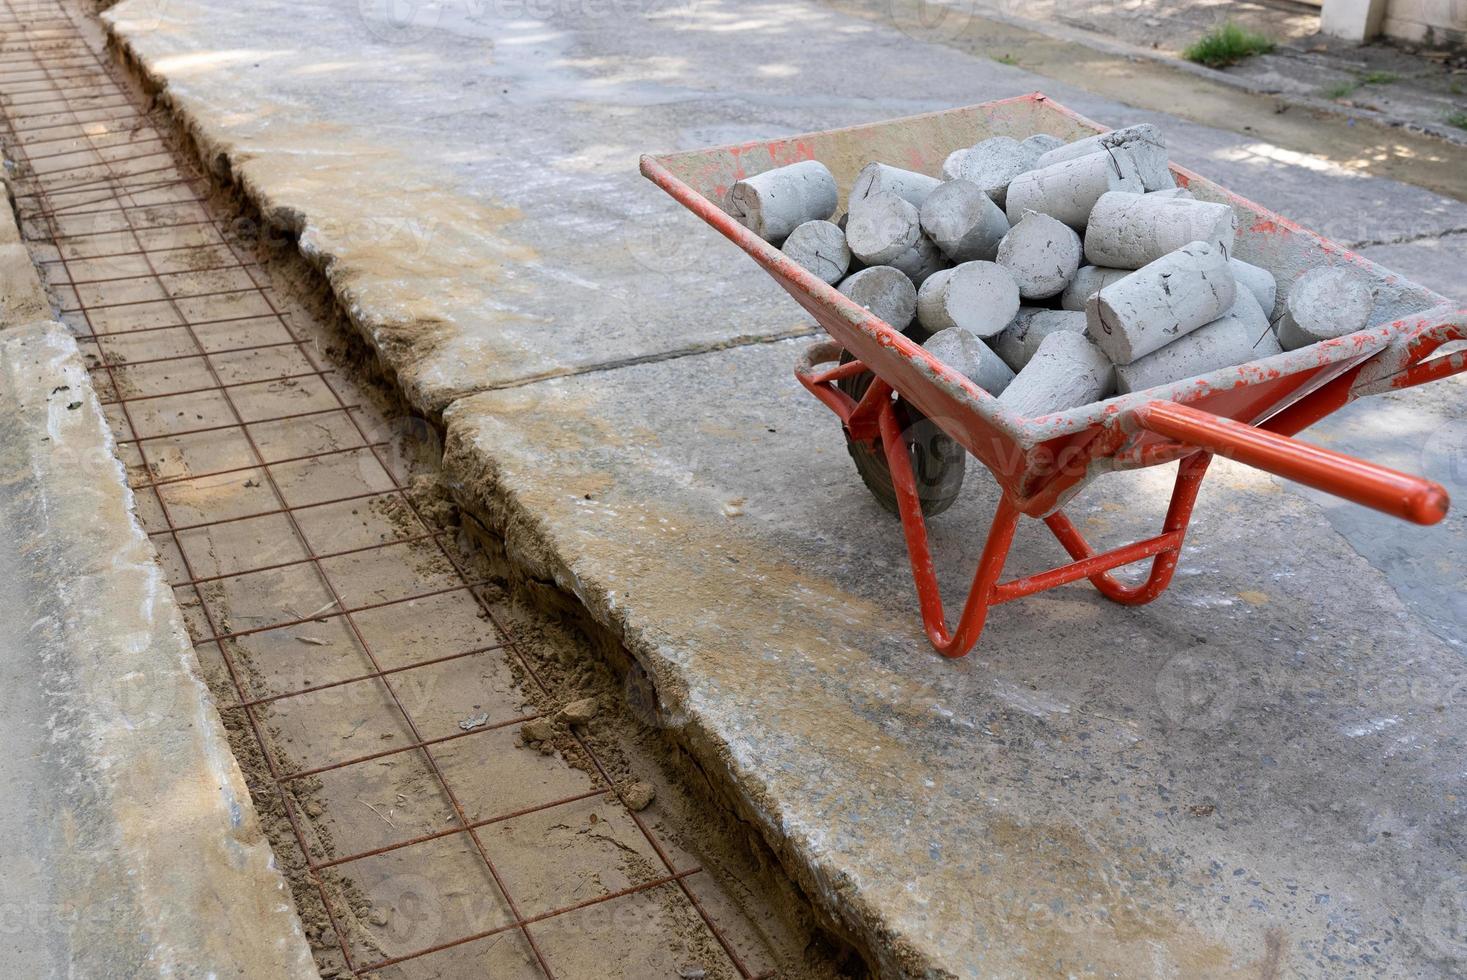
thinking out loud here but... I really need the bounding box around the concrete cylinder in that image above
[919,179,1009,262]
[1060,264,1131,311]
[1022,133,1066,155]
[998,330,1116,418]
[916,261,1020,337]
[1276,266,1376,351]
[1037,123,1173,191]
[923,327,1016,395]
[781,219,850,284]
[1004,150,1143,229]
[845,191,921,266]
[991,308,1087,372]
[725,160,838,245]
[887,233,950,288]
[851,162,941,210]
[1229,257,1278,317]
[1083,191,1238,270]
[1114,292,1273,393]
[1085,241,1237,365]
[838,265,917,332]
[947,136,1034,209]
[995,211,1082,300]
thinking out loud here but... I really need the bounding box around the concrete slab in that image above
[103,0,1467,416]
[0,321,316,978]
[444,338,1467,977]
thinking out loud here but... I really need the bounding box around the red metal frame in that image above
[649,93,1467,659]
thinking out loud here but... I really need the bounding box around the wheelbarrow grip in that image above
[1134,400,1449,526]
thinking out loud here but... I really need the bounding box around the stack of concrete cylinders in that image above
[995,212,1082,300]
[723,128,1361,417]
[923,327,1016,395]
[1276,265,1376,350]
[991,308,1087,372]
[1004,151,1143,229]
[998,331,1115,417]
[1084,191,1237,269]
[839,266,917,331]
[1036,123,1174,191]
[920,180,1009,262]
[725,160,838,245]
[1114,291,1277,393]
[1059,265,1130,311]
[916,261,1020,336]
[1085,241,1236,364]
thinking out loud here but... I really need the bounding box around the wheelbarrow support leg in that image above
[1043,451,1212,605]
[881,401,1021,657]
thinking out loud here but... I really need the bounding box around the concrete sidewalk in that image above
[99,0,1467,973]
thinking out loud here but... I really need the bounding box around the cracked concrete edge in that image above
[1,172,51,324]
[964,4,1467,149]
[0,189,317,973]
[438,421,910,978]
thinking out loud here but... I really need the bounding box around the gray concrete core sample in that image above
[0,321,316,979]
[1277,265,1377,351]
[1004,149,1143,229]
[923,326,1015,395]
[1083,191,1238,270]
[992,307,1088,372]
[846,191,922,266]
[1037,122,1173,191]
[1021,133,1066,155]
[1060,264,1131,311]
[944,136,1038,209]
[851,162,941,210]
[1115,291,1275,394]
[919,179,1010,263]
[1230,257,1278,317]
[1086,240,1237,364]
[782,219,851,285]
[995,211,1082,300]
[838,265,917,331]
[726,159,838,245]
[886,232,950,288]
[997,329,1115,417]
[915,261,1019,337]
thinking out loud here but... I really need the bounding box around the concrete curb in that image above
[963,4,1467,149]
[0,179,316,975]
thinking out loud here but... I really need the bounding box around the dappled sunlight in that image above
[153,47,290,75]
[1217,141,1359,177]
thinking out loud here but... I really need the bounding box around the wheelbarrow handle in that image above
[1134,400,1449,526]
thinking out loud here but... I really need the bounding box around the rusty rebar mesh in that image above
[0,4,812,976]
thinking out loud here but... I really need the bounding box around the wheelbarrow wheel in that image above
[837,351,965,517]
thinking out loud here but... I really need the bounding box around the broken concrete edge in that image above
[98,21,478,419]
[965,3,1467,149]
[0,320,317,977]
[0,174,51,322]
[439,416,922,978]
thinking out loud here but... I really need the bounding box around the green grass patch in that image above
[1359,70,1399,85]
[1321,79,1360,100]
[1446,110,1467,131]
[1183,22,1275,68]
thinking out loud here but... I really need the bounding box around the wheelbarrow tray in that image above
[640,93,1464,516]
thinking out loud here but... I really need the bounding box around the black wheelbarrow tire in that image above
[836,350,966,518]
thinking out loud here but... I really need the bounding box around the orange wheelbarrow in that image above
[641,93,1467,658]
